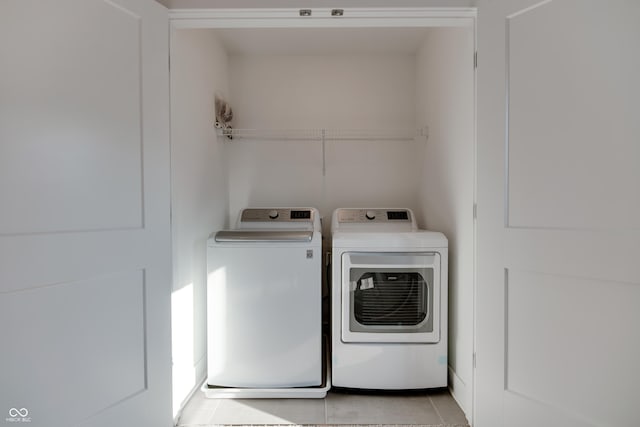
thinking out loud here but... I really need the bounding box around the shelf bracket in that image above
[321,129,326,176]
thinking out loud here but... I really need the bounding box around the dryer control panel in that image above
[331,208,418,232]
[337,208,412,223]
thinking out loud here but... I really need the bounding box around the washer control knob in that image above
[268,210,279,219]
[365,210,376,220]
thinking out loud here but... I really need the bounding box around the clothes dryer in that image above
[331,208,448,389]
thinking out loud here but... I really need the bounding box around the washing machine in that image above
[330,208,448,390]
[205,207,327,398]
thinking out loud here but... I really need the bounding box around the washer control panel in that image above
[241,208,315,223]
[337,208,412,223]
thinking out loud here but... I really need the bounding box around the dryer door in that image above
[341,252,441,343]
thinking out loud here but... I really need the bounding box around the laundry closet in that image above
[169,8,475,422]
[3,0,638,425]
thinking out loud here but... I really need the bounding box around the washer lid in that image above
[214,230,313,242]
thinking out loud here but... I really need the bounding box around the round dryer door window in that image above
[352,270,432,331]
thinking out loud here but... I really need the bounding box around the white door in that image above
[0,1,172,426]
[476,1,640,426]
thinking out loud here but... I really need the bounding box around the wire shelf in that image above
[215,126,429,177]
[216,127,428,142]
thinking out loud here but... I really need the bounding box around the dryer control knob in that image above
[268,210,279,219]
[365,210,376,220]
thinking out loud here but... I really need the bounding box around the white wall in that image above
[170,29,230,417]
[226,53,422,231]
[416,27,475,417]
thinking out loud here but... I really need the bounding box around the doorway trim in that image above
[169,7,476,29]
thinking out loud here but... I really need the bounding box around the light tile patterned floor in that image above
[177,389,469,426]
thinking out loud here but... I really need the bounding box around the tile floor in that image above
[177,388,469,426]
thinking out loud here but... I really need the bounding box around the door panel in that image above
[505,269,638,425]
[506,1,640,231]
[0,0,145,235]
[0,1,171,426]
[476,0,640,426]
[1,271,146,424]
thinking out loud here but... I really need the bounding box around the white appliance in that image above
[331,208,448,389]
[204,207,328,398]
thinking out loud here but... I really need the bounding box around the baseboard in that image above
[173,355,207,426]
[448,365,472,423]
